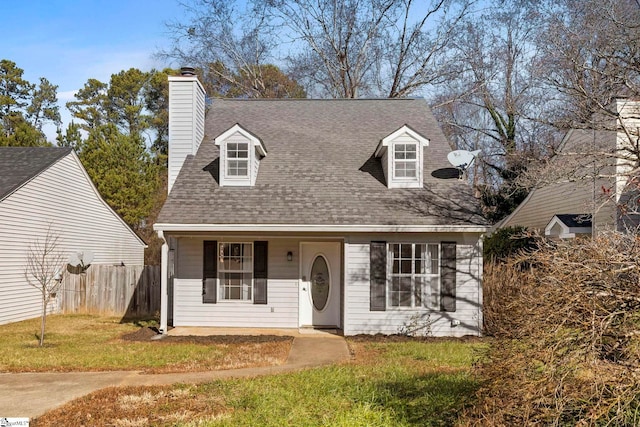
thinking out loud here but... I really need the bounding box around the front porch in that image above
[159,234,345,334]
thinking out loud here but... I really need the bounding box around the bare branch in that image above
[24,225,66,346]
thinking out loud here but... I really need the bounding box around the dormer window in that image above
[393,143,418,179]
[375,125,429,188]
[215,124,267,187]
[227,142,249,176]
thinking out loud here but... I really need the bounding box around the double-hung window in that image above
[389,243,439,309]
[227,142,249,176]
[218,243,253,301]
[393,143,417,178]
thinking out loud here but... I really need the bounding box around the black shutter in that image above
[370,241,387,311]
[203,240,217,303]
[253,241,268,304]
[440,242,457,312]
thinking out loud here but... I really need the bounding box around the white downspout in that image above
[159,230,169,334]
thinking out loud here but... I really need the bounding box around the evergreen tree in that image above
[0,59,58,145]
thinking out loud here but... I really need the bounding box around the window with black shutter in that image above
[202,240,217,303]
[440,242,457,312]
[370,241,387,311]
[253,241,268,304]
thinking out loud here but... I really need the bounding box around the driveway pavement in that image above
[0,331,350,419]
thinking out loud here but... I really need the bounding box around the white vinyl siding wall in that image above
[172,237,299,328]
[167,232,483,335]
[252,146,260,186]
[0,153,145,325]
[168,77,205,193]
[343,233,483,337]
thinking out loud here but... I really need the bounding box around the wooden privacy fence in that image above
[57,265,161,318]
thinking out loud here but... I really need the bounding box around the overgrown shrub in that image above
[464,233,640,425]
[483,226,539,262]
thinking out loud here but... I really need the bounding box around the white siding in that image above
[343,233,483,337]
[172,237,299,328]
[0,153,145,325]
[168,77,206,193]
[252,147,260,186]
[168,232,483,336]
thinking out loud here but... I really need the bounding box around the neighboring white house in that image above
[154,71,489,337]
[500,98,640,237]
[0,147,146,325]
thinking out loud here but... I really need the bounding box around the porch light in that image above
[287,251,293,262]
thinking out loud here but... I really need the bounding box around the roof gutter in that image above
[153,223,490,233]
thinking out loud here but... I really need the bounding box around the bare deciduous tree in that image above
[270,0,474,98]
[159,0,277,98]
[25,226,66,347]
[432,0,560,221]
[162,0,474,99]
[538,0,640,128]
[517,0,640,227]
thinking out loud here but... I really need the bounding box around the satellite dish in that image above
[83,250,94,265]
[68,252,82,267]
[447,149,481,170]
[68,250,94,268]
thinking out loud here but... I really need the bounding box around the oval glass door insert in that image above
[310,255,330,311]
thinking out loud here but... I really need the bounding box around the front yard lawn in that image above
[0,314,292,373]
[33,336,485,426]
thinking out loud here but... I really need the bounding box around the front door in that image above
[299,242,341,328]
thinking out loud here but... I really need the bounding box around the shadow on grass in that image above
[372,371,478,426]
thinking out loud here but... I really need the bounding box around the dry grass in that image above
[145,341,291,374]
[32,385,231,427]
[32,337,484,427]
[0,315,292,373]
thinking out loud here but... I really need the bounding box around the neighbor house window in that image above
[218,243,253,301]
[227,142,249,176]
[388,243,439,308]
[393,143,417,178]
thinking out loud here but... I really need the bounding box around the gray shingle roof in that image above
[158,98,487,227]
[0,147,72,201]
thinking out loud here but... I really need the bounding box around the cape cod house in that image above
[0,147,146,325]
[154,71,489,336]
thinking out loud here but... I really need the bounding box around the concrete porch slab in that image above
[167,326,343,337]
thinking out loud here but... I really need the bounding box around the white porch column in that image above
[159,232,169,334]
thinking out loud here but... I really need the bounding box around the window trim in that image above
[386,243,440,310]
[226,142,249,177]
[392,142,419,180]
[217,242,254,303]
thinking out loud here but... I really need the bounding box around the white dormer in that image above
[374,125,429,188]
[215,124,267,187]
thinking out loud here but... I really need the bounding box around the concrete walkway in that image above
[0,331,350,419]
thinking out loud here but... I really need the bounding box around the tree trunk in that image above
[40,294,46,347]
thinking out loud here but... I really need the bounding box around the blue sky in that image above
[0,0,186,141]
